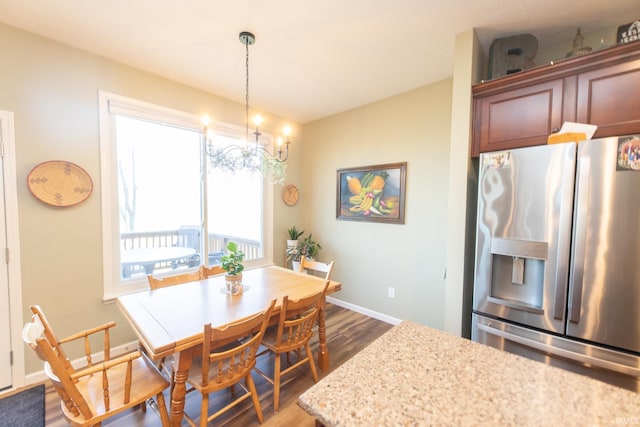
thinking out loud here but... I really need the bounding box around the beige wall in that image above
[0,23,298,374]
[300,80,453,327]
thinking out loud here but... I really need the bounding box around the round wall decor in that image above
[27,160,93,207]
[282,184,300,206]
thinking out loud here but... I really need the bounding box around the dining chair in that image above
[254,281,330,412]
[146,269,206,378]
[147,269,204,289]
[200,264,225,278]
[183,299,276,426]
[298,255,335,280]
[22,305,170,427]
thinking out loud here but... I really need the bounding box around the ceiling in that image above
[1,0,638,123]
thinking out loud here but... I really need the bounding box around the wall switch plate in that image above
[387,287,395,298]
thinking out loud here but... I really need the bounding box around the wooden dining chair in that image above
[22,305,170,427]
[200,264,225,278]
[298,255,335,280]
[183,299,276,426]
[146,269,206,378]
[147,269,203,289]
[254,282,329,412]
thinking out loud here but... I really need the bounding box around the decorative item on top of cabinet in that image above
[617,20,640,44]
[566,28,592,58]
[488,34,538,80]
[471,41,640,157]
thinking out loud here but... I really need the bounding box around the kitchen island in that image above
[298,320,640,426]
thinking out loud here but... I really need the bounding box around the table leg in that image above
[317,297,329,371]
[170,347,194,426]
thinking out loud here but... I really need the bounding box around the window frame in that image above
[98,91,274,300]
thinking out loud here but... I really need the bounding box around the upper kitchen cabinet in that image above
[471,41,640,157]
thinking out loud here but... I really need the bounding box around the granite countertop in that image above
[298,320,640,426]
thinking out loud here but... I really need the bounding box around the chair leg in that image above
[273,353,282,413]
[306,342,319,382]
[200,394,209,427]
[246,374,264,423]
[156,392,171,427]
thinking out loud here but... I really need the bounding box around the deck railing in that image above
[120,229,261,277]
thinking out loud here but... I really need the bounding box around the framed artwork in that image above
[336,162,406,224]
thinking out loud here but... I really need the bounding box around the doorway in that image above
[0,110,24,391]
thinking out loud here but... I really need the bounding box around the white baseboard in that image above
[326,296,402,325]
[24,298,398,386]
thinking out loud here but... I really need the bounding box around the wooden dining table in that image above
[116,265,342,426]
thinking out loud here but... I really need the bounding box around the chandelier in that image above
[203,31,291,184]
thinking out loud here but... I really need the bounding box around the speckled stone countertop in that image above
[298,320,640,426]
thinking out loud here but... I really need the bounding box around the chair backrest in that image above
[200,299,276,389]
[25,305,74,375]
[200,265,225,278]
[27,334,96,419]
[23,306,167,424]
[274,281,329,351]
[299,256,335,280]
[147,269,204,289]
[27,305,116,374]
[22,307,111,420]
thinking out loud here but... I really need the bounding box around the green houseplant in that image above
[220,241,245,294]
[287,234,322,270]
[286,226,305,250]
[287,225,305,241]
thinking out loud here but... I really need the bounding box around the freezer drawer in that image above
[472,313,640,392]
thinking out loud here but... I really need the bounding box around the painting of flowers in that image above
[336,162,406,224]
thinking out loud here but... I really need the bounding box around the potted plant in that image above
[287,226,305,249]
[287,233,322,271]
[220,241,245,295]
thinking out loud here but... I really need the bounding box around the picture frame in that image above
[336,162,406,224]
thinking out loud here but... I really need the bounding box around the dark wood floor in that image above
[44,303,394,426]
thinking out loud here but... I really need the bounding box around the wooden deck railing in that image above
[120,229,261,277]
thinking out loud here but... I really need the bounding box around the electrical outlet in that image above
[387,286,395,298]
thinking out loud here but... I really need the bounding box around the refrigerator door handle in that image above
[568,156,590,323]
[477,321,640,377]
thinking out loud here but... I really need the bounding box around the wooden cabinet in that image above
[472,41,640,156]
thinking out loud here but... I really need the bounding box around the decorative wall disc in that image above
[27,160,93,207]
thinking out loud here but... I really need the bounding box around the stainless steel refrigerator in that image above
[471,135,640,391]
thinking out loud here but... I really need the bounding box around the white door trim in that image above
[0,110,24,390]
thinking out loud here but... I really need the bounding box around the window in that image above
[99,91,274,299]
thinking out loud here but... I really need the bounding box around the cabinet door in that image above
[473,79,565,155]
[577,58,640,138]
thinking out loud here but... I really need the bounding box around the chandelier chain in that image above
[245,36,250,144]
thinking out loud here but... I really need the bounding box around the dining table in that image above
[116,264,342,426]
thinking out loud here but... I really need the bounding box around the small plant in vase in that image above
[220,241,245,295]
[287,226,304,249]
